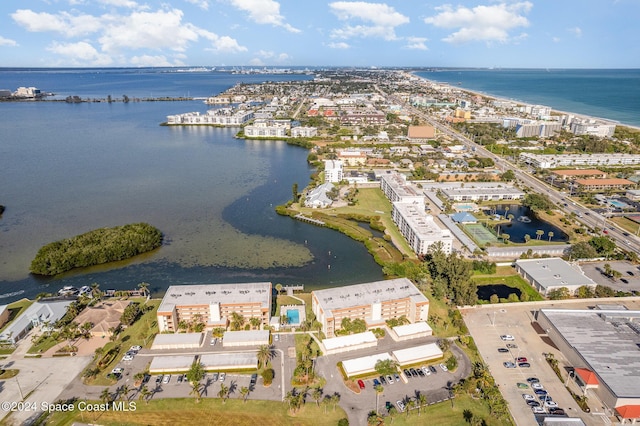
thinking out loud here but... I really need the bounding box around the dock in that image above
[294,214,325,226]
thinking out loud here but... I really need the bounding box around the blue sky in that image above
[0,0,638,68]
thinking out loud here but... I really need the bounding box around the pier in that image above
[294,214,325,226]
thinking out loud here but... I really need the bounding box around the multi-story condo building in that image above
[166,108,254,126]
[324,160,344,183]
[392,201,453,255]
[519,153,640,169]
[337,149,367,166]
[244,119,291,137]
[575,178,635,191]
[439,185,524,202]
[379,171,423,203]
[157,283,272,332]
[311,278,429,338]
[291,126,317,138]
[570,121,616,137]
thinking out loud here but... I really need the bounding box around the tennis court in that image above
[464,223,499,245]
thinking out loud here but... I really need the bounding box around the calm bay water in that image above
[0,69,383,302]
[415,68,640,128]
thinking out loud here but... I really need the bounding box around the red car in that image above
[357,379,365,389]
[516,357,528,363]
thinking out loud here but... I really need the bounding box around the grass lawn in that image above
[381,394,507,426]
[27,335,60,354]
[0,298,34,334]
[44,398,347,426]
[611,216,640,235]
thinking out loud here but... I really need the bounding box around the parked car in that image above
[506,343,518,348]
[503,362,516,368]
[517,382,529,389]
[429,366,437,374]
[548,407,565,415]
[531,383,544,390]
[410,368,418,377]
[439,363,448,372]
[534,389,548,396]
[250,374,258,386]
[373,378,381,387]
[497,347,509,353]
[385,401,393,412]
[515,357,527,363]
[177,374,184,383]
[357,379,365,389]
[532,406,546,414]
[111,368,124,375]
[394,373,401,382]
[527,400,541,407]
[527,377,540,383]
[386,375,394,384]
[522,394,535,401]
[130,345,141,352]
[421,367,430,376]
[544,400,559,408]
[123,354,134,361]
[210,338,217,346]
[379,375,387,385]
[500,335,515,341]
[416,368,425,377]
[518,362,531,368]
[142,374,150,384]
[211,372,219,381]
[155,375,163,384]
[403,369,412,378]
[163,375,171,384]
[396,400,406,413]
[219,373,226,382]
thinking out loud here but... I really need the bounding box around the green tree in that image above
[524,234,531,243]
[417,393,427,416]
[589,236,616,257]
[547,287,571,300]
[547,231,554,242]
[100,388,111,404]
[501,233,510,244]
[501,169,516,181]
[567,241,598,259]
[240,386,250,403]
[522,193,555,212]
[536,230,544,240]
[120,303,141,326]
[507,293,519,303]
[137,282,150,297]
[186,360,205,385]
[489,294,499,304]
[576,285,594,298]
[375,359,399,377]
[257,345,273,369]
[595,285,615,297]
[292,183,299,202]
[218,383,229,403]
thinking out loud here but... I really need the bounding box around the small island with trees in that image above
[30,222,163,276]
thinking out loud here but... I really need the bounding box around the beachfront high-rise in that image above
[157,283,272,332]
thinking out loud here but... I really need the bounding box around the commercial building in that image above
[342,352,395,377]
[392,201,453,255]
[311,278,430,338]
[570,121,616,137]
[575,178,635,191]
[0,305,9,329]
[514,258,596,296]
[324,160,344,183]
[551,169,607,180]
[519,153,640,169]
[536,307,640,423]
[157,283,272,333]
[407,125,436,141]
[337,149,367,166]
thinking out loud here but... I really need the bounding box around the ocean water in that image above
[415,68,640,128]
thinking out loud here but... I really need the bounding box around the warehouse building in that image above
[514,258,596,296]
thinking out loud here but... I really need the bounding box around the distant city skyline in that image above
[0,1,638,68]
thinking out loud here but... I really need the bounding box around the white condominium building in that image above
[392,201,453,255]
[166,108,254,125]
[379,171,424,203]
[324,160,344,183]
[519,153,640,169]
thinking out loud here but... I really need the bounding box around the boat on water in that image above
[517,216,532,223]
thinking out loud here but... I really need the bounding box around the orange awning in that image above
[575,368,599,385]
[616,405,640,419]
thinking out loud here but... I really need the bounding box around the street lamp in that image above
[492,311,497,327]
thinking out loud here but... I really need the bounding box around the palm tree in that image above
[119,384,131,401]
[249,317,261,330]
[548,231,554,242]
[100,388,111,404]
[90,282,102,300]
[501,233,510,244]
[256,344,273,369]
[536,229,544,240]
[507,213,514,222]
[139,385,151,404]
[417,394,427,416]
[405,399,415,418]
[239,386,250,403]
[190,381,203,403]
[137,282,150,297]
[524,234,531,243]
[218,383,229,403]
[387,405,397,423]
[374,384,384,414]
[312,388,323,407]
[275,283,283,295]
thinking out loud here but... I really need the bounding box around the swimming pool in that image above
[609,200,627,208]
[286,309,300,324]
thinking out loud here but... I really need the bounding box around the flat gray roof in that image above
[223,330,270,343]
[159,282,271,313]
[313,278,428,317]
[200,353,258,369]
[149,355,195,372]
[541,308,640,398]
[151,333,203,349]
[516,258,596,290]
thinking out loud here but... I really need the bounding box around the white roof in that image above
[200,353,258,369]
[392,322,432,337]
[0,300,71,341]
[516,258,596,290]
[342,352,393,377]
[151,333,203,348]
[393,343,443,365]
[322,331,377,351]
[223,330,270,343]
[149,355,195,372]
[159,283,271,313]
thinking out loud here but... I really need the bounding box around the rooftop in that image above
[158,283,272,313]
[515,258,596,290]
[575,178,634,185]
[551,169,604,176]
[222,330,270,343]
[392,322,432,338]
[313,278,428,317]
[392,343,442,365]
[322,331,377,351]
[541,308,640,398]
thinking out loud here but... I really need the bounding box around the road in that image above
[383,89,640,257]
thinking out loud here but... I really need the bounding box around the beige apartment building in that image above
[157,283,272,332]
[311,278,429,338]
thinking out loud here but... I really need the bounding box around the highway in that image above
[389,93,640,256]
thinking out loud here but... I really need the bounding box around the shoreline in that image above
[410,71,640,132]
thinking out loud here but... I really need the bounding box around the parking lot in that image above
[462,302,606,426]
[580,260,640,293]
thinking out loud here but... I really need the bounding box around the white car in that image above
[274,334,279,342]
[111,368,124,374]
[122,354,134,361]
[396,400,406,413]
[130,345,142,352]
[219,372,226,382]
[544,400,559,408]
[439,363,448,372]
[421,366,430,376]
[163,375,171,384]
[522,394,535,401]
[532,406,546,414]
[500,335,515,341]
[531,383,544,390]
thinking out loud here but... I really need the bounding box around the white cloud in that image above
[568,27,582,38]
[130,54,180,67]
[552,36,561,43]
[327,42,350,49]
[425,2,532,44]
[228,0,300,33]
[248,57,265,66]
[12,9,102,38]
[47,41,113,66]
[329,2,409,41]
[99,0,140,8]
[252,49,290,63]
[184,0,211,10]
[404,36,428,50]
[0,36,18,47]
